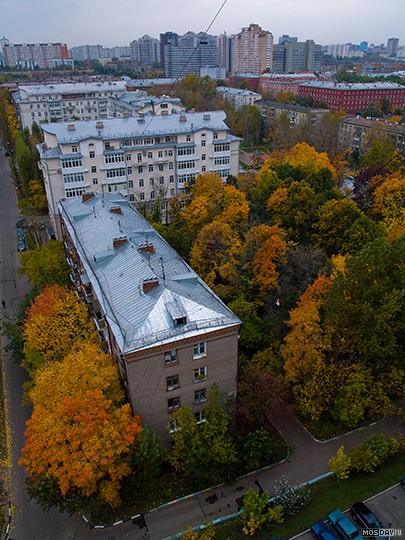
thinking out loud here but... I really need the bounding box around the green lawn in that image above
[214,452,405,539]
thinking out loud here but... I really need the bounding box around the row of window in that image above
[214,155,230,166]
[105,154,125,164]
[177,146,195,156]
[213,143,230,152]
[177,160,195,170]
[61,158,83,168]
[63,172,85,184]
[166,367,207,392]
[106,168,126,179]
[167,386,207,412]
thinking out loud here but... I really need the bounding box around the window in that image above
[195,410,206,424]
[202,154,206,161]
[194,366,207,382]
[139,179,144,187]
[177,146,195,156]
[178,160,195,170]
[168,150,173,157]
[139,192,145,200]
[105,154,125,164]
[165,349,177,365]
[166,375,180,391]
[129,194,135,202]
[71,145,78,153]
[167,396,180,412]
[214,156,230,166]
[170,188,175,196]
[89,151,95,159]
[169,175,174,183]
[137,153,142,163]
[61,158,83,168]
[91,166,97,173]
[63,172,85,184]
[193,342,206,357]
[149,178,154,186]
[65,187,86,198]
[202,166,206,172]
[213,132,218,140]
[127,166,133,175]
[158,151,163,158]
[126,153,131,161]
[214,143,230,152]
[169,162,174,170]
[186,135,191,142]
[159,177,164,185]
[128,180,133,188]
[201,140,206,147]
[106,168,126,179]
[158,163,164,171]
[147,151,153,159]
[148,164,154,172]
[194,388,207,403]
[138,165,143,174]
[92,178,98,185]
[169,419,179,433]
[150,191,155,200]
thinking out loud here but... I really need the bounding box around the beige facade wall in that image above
[124,329,239,440]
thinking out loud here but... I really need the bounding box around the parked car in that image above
[311,520,340,540]
[328,510,363,540]
[350,502,389,540]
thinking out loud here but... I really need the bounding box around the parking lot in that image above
[291,483,405,540]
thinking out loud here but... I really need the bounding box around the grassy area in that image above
[214,452,405,539]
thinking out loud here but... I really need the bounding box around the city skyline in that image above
[2,0,404,49]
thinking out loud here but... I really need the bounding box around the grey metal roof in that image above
[40,111,231,143]
[15,80,127,97]
[58,193,240,355]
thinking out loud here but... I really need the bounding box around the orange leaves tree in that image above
[20,343,142,510]
[22,284,96,378]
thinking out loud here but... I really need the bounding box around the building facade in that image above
[37,111,241,234]
[298,81,405,113]
[2,41,72,69]
[13,81,127,130]
[272,40,322,74]
[257,99,328,128]
[258,72,322,97]
[338,115,405,155]
[58,192,240,440]
[160,32,219,78]
[216,87,262,109]
[130,35,160,65]
[231,24,273,75]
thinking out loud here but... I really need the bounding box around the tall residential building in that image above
[130,35,160,65]
[37,111,241,234]
[387,38,400,57]
[272,40,322,73]
[160,32,219,78]
[278,35,298,44]
[218,33,232,73]
[59,192,240,441]
[2,41,72,69]
[231,24,273,75]
[13,81,127,130]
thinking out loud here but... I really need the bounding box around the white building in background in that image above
[107,91,184,118]
[200,66,226,81]
[13,81,127,130]
[216,86,262,109]
[37,111,241,235]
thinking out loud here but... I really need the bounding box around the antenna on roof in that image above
[118,219,123,233]
[93,205,96,217]
[101,184,105,207]
[160,257,166,286]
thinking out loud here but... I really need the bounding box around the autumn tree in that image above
[20,390,141,508]
[18,240,70,289]
[23,284,95,377]
[371,175,405,240]
[282,274,333,385]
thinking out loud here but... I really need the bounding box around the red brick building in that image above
[298,81,405,113]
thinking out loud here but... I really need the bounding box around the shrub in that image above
[240,488,269,536]
[274,476,310,515]
[239,429,275,470]
[328,446,351,479]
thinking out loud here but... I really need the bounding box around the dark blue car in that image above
[311,520,340,540]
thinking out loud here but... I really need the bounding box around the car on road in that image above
[350,502,389,539]
[328,510,363,540]
[311,520,340,540]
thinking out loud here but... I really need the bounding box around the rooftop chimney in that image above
[110,206,123,215]
[82,192,95,203]
[143,278,159,293]
[67,124,76,131]
[96,121,104,129]
[113,237,128,249]
[138,242,154,254]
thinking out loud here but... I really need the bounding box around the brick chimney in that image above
[82,192,95,203]
[138,243,154,254]
[110,206,123,215]
[113,237,128,249]
[143,278,159,293]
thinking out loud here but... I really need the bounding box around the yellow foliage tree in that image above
[29,342,124,407]
[282,274,333,384]
[371,175,405,240]
[23,284,96,373]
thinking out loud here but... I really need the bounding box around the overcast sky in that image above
[1,0,404,48]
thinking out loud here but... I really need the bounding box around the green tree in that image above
[239,430,275,471]
[274,476,310,515]
[131,426,165,483]
[329,446,351,480]
[18,240,70,289]
[169,385,237,486]
[240,487,269,536]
